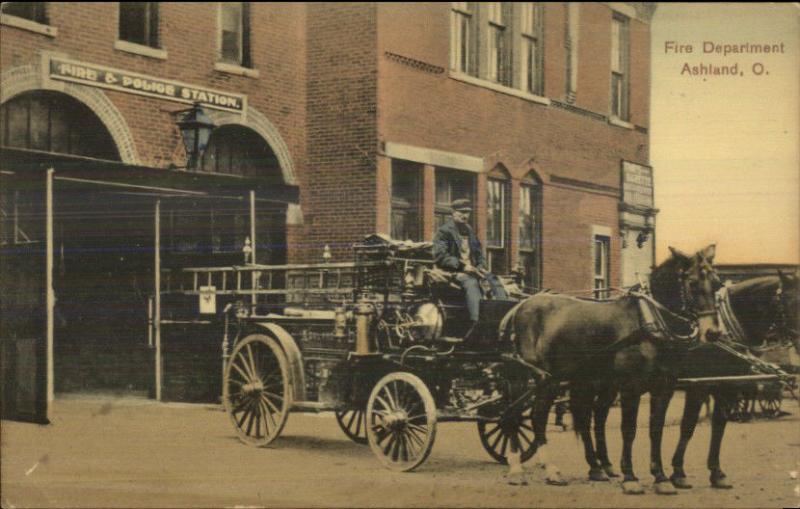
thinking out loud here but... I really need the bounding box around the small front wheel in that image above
[223,334,291,446]
[366,372,437,472]
[477,407,537,464]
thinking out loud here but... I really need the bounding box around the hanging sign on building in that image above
[45,55,246,114]
[621,161,654,208]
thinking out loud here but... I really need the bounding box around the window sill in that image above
[449,72,550,106]
[214,61,260,78]
[608,116,634,130]
[0,14,57,37]
[114,40,167,60]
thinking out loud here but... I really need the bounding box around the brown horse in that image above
[503,245,720,494]
[668,269,799,490]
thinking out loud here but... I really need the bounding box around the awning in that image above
[0,147,300,204]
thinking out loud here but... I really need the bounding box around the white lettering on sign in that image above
[622,161,654,208]
[46,55,245,114]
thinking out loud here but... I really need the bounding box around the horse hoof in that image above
[545,474,568,486]
[654,481,678,495]
[504,473,529,486]
[670,475,693,490]
[710,473,733,489]
[622,480,645,495]
[602,465,621,478]
[589,469,609,482]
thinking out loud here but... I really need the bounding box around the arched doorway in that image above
[0,91,148,398]
[197,124,286,265]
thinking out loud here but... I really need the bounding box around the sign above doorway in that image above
[43,54,247,115]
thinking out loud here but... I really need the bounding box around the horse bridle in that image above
[770,284,799,340]
[677,257,719,320]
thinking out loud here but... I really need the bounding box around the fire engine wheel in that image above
[366,372,437,472]
[335,409,368,445]
[758,394,782,418]
[477,407,536,465]
[727,396,752,422]
[223,334,291,447]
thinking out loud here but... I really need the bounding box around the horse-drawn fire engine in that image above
[158,235,797,477]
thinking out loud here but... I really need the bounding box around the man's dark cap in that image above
[450,198,472,212]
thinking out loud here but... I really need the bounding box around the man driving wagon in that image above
[432,198,509,342]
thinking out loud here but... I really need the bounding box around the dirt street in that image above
[2,393,799,508]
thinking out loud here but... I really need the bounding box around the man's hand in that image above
[463,263,483,278]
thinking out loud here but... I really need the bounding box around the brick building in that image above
[304,2,657,293]
[1,2,657,411]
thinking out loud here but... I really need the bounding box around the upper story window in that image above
[450,2,476,76]
[219,2,252,67]
[486,3,512,86]
[520,2,544,95]
[564,3,579,101]
[611,13,630,120]
[119,2,159,48]
[1,2,48,24]
[450,3,547,99]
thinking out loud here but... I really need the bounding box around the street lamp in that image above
[175,103,215,170]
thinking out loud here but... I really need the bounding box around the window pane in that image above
[29,96,49,151]
[460,15,470,72]
[435,169,474,227]
[611,73,622,116]
[50,105,70,154]
[221,3,243,63]
[435,174,449,206]
[119,3,147,44]
[519,185,535,248]
[521,3,533,34]
[487,2,502,23]
[391,161,422,241]
[527,40,538,93]
[487,179,505,247]
[611,18,621,73]
[1,2,47,24]
[6,97,29,148]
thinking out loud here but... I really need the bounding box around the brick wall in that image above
[0,2,307,183]
[374,2,651,291]
[0,2,308,400]
[304,2,378,262]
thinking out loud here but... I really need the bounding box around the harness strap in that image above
[629,290,698,341]
[716,283,748,344]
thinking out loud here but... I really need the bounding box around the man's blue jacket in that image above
[432,218,486,272]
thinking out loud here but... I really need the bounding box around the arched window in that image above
[519,171,542,289]
[486,165,511,274]
[0,91,120,161]
[199,125,282,183]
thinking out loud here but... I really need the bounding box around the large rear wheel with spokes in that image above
[223,334,292,447]
[366,372,437,472]
[336,409,368,445]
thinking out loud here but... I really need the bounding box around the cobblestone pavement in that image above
[2,393,799,508]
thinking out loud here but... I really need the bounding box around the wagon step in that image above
[440,336,464,344]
